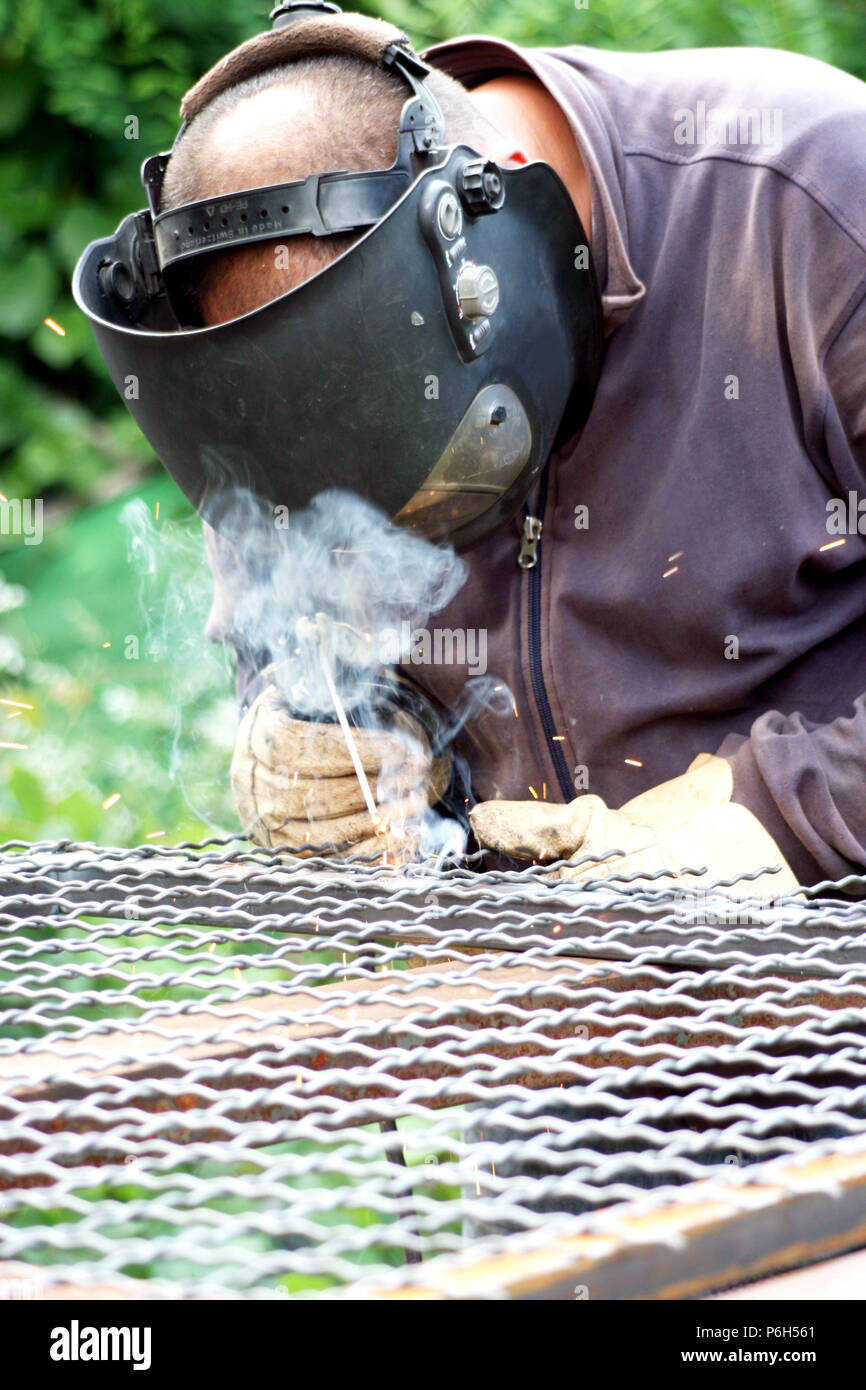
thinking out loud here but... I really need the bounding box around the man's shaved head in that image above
[160,55,507,325]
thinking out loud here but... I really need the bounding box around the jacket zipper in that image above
[520,465,575,801]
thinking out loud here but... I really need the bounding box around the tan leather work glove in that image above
[469,754,799,896]
[231,675,452,861]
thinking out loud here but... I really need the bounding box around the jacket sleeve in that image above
[721,285,866,886]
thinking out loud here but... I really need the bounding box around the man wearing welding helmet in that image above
[75,3,866,892]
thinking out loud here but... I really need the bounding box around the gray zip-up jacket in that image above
[206,37,866,886]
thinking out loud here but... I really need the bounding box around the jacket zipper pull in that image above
[518,515,543,569]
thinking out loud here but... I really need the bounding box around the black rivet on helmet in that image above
[490,405,508,425]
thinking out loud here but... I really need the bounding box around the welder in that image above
[74,3,866,891]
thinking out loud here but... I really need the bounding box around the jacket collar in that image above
[423,34,646,334]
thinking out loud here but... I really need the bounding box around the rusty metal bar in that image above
[364,1138,866,1301]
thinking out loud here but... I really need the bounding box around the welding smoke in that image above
[123,484,514,860]
[209,486,467,720]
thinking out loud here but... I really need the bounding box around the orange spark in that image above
[624,758,643,767]
[819,539,846,552]
[0,741,27,750]
[662,566,679,579]
[0,698,32,710]
[43,317,65,336]
[528,785,538,799]
[102,792,121,810]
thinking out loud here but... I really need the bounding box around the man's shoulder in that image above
[547,43,866,244]
[427,35,866,250]
[428,36,866,137]
[548,44,863,145]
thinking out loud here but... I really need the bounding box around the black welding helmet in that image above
[72,2,603,551]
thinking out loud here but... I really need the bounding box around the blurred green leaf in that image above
[8,765,46,822]
[27,297,92,369]
[51,203,112,275]
[0,155,55,236]
[0,245,57,337]
[0,61,38,135]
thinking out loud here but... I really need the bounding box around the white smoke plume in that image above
[123,485,514,861]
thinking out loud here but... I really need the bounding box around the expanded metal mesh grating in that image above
[2,837,866,1299]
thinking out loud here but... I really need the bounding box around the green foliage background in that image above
[1,0,865,845]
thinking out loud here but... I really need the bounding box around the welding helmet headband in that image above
[72,2,603,551]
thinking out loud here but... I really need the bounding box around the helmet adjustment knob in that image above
[98,259,137,305]
[459,159,506,214]
[436,191,463,240]
[455,263,500,319]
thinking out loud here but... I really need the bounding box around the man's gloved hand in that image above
[469,753,799,895]
[231,673,452,860]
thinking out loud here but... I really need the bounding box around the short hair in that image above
[159,54,504,324]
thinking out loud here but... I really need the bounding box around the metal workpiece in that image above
[2,836,866,1299]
